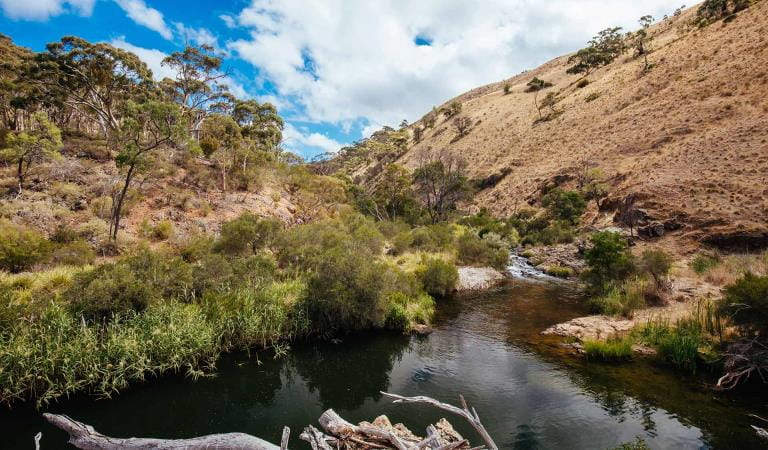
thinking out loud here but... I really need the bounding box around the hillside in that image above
[380,3,767,252]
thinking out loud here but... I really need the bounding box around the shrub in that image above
[50,241,96,266]
[719,273,768,337]
[456,232,508,269]
[576,79,590,89]
[503,83,511,95]
[410,224,455,252]
[639,249,672,287]
[90,196,113,219]
[541,188,586,225]
[391,231,414,255]
[416,257,458,297]
[545,265,574,278]
[0,221,52,272]
[177,233,215,262]
[587,279,647,317]
[583,337,633,361]
[216,213,281,255]
[583,231,635,292]
[385,292,435,331]
[690,253,720,274]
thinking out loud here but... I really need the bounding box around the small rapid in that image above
[506,252,556,280]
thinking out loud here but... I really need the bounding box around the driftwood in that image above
[43,413,281,450]
[380,392,497,450]
[44,392,496,450]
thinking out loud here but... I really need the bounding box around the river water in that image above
[2,277,767,449]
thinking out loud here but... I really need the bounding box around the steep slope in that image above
[397,3,768,251]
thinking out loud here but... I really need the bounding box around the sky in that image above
[0,0,684,159]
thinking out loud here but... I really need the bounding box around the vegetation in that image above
[413,153,472,223]
[541,188,586,225]
[583,231,635,292]
[0,111,62,195]
[416,257,459,297]
[567,27,626,75]
[0,220,51,272]
[583,336,633,361]
[525,77,552,92]
[629,15,655,72]
[696,0,752,25]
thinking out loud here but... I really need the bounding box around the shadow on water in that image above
[2,278,767,449]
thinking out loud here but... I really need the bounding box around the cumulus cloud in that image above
[174,23,219,49]
[0,0,94,21]
[283,123,343,155]
[228,0,681,129]
[219,14,236,29]
[114,0,173,40]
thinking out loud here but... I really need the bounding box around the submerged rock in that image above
[456,267,505,291]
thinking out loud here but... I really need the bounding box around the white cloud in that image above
[219,14,236,29]
[110,37,177,80]
[228,0,681,129]
[0,0,94,20]
[174,23,219,48]
[283,123,343,155]
[114,0,173,40]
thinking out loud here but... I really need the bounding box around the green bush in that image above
[456,232,508,269]
[50,241,95,266]
[391,231,414,255]
[719,273,768,337]
[583,337,633,362]
[385,292,435,330]
[541,188,586,225]
[215,213,281,255]
[583,231,635,292]
[0,220,52,273]
[639,249,672,287]
[416,257,458,297]
[545,265,574,278]
[587,279,646,317]
[152,220,174,240]
[410,223,455,252]
[66,250,194,321]
[636,319,707,373]
[690,253,719,274]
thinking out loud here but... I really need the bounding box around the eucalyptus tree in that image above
[109,101,188,240]
[567,27,625,75]
[630,15,655,72]
[161,45,230,140]
[29,36,154,137]
[0,111,62,195]
[413,152,472,223]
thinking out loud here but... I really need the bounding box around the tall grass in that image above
[634,300,725,373]
[587,278,647,318]
[583,336,633,362]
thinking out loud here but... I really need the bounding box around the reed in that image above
[583,337,633,362]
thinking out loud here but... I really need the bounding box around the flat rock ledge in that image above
[456,267,505,291]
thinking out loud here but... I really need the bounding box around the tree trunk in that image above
[43,414,280,450]
[111,164,135,241]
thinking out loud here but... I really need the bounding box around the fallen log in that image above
[380,392,497,450]
[43,413,281,450]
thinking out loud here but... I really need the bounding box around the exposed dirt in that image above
[394,3,768,254]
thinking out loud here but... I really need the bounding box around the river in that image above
[1,276,766,449]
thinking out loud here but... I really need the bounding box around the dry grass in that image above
[695,251,768,286]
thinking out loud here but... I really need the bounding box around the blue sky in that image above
[0,0,684,158]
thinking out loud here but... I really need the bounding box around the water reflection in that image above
[2,280,766,449]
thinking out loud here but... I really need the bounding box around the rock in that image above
[412,324,433,335]
[632,344,657,356]
[456,267,505,291]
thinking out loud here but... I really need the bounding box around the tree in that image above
[576,160,608,210]
[413,152,472,223]
[232,99,283,150]
[583,231,635,291]
[629,15,654,72]
[215,212,281,255]
[567,27,625,75]
[412,125,423,143]
[534,91,558,121]
[1,111,62,195]
[441,101,462,118]
[503,83,511,95]
[541,188,586,225]
[423,107,438,128]
[720,273,768,337]
[161,45,230,140]
[639,249,672,288]
[525,77,552,92]
[617,193,643,238]
[453,116,472,137]
[30,36,153,136]
[697,0,750,24]
[109,101,188,241]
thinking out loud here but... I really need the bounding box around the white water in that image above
[506,252,557,280]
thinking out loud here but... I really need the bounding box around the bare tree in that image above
[453,116,472,137]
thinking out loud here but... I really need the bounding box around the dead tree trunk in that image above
[43,413,281,450]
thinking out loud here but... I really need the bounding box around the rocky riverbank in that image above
[456,267,505,291]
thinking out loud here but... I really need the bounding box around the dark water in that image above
[2,280,767,449]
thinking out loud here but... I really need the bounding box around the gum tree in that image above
[1,111,62,195]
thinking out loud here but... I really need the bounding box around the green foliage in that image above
[584,336,633,362]
[541,188,586,224]
[720,273,768,337]
[50,240,95,266]
[587,279,647,317]
[456,232,508,269]
[691,254,720,274]
[503,83,511,95]
[410,223,455,252]
[441,101,462,118]
[567,27,625,74]
[0,220,51,272]
[215,213,282,256]
[385,292,435,330]
[696,0,752,25]
[545,265,574,278]
[416,257,458,297]
[525,77,553,92]
[0,111,62,192]
[636,318,709,373]
[413,155,472,223]
[583,231,635,292]
[639,249,672,286]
